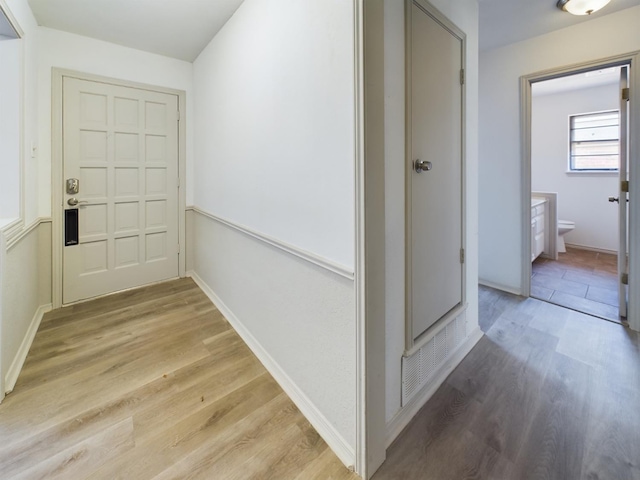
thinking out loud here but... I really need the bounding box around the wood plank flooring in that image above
[0,278,356,480]
[532,247,620,322]
[4,277,639,479]
[374,285,640,480]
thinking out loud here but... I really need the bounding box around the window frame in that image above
[568,109,620,173]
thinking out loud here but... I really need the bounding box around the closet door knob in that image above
[414,159,432,173]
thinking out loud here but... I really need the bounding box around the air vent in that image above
[402,314,468,406]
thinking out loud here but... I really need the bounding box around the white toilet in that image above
[557,220,575,253]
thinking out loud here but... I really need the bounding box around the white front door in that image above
[62,77,179,304]
[408,2,464,340]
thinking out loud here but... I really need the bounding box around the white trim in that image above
[0,218,22,246]
[478,278,522,296]
[0,218,19,230]
[4,303,52,394]
[521,74,533,297]
[353,0,367,476]
[405,303,468,358]
[188,206,355,280]
[5,217,51,251]
[565,243,618,255]
[187,270,356,469]
[51,69,187,308]
[385,326,483,448]
[0,0,24,38]
[358,0,388,476]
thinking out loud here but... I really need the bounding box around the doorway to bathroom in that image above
[525,61,631,325]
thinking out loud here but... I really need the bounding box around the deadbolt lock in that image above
[66,178,79,195]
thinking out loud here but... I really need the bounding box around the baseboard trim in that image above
[478,279,522,296]
[385,326,483,448]
[4,303,52,394]
[188,206,354,280]
[565,243,618,255]
[188,270,356,469]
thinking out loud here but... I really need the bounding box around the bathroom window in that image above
[569,110,619,171]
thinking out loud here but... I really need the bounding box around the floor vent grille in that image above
[402,313,467,406]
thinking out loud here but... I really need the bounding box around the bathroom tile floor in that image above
[532,246,621,323]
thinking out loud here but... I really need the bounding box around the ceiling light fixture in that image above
[556,0,612,15]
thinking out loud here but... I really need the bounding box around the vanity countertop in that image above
[531,197,546,208]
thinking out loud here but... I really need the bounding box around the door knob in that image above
[67,197,88,206]
[609,196,619,203]
[414,159,433,173]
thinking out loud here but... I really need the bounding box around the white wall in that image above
[0,0,49,401]
[191,0,357,463]
[383,0,480,426]
[479,5,640,291]
[189,212,356,462]
[532,83,619,252]
[193,0,355,268]
[0,38,21,219]
[36,26,194,218]
[1,221,52,395]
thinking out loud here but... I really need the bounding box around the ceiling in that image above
[27,0,245,62]
[479,0,640,51]
[24,0,640,60]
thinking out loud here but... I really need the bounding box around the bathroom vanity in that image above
[531,197,547,261]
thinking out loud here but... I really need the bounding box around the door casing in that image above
[51,69,187,308]
[520,52,640,332]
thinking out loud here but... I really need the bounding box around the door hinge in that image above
[177,110,181,121]
[621,273,629,285]
[460,69,465,85]
[621,180,629,193]
[460,248,465,264]
[178,243,181,254]
[622,87,630,101]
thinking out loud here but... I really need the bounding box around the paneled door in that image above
[408,1,464,341]
[62,77,179,304]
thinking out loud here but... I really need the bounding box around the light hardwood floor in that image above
[5,279,639,479]
[374,285,640,479]
[0,278,356,479]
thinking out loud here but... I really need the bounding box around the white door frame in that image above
[355,0,387,476]
[520,52,640,332]
[51,69,187,308]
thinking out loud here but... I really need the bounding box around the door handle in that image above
[608,197,629,203]
[414,159,433,173]
[67,197,88,206]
